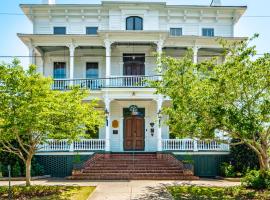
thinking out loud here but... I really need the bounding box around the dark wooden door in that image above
[124,62,145,76]
[124,116,144,151]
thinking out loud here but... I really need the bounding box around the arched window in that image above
[126,16,143,30]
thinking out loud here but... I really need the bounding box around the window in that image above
[202,28,214,37]
[86,62,98,78]
[53,62,66,79]
[53,27,66,35]
[126,16,143,30]
[86,27,98,35]
[170,28,182,36]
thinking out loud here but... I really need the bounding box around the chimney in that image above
[42,0,56,4]
[210,0,221,6]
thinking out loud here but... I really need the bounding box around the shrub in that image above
[220,162,237,177]
[11,161,21,177]
[168,185,268,199]
[230,139,259,173]
[241,170,270,189]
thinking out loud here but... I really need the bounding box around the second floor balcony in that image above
[52,75,161,90]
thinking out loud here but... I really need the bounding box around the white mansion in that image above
[18,0,246,178]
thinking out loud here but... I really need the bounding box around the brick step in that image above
[81,169,184,173]
[91,159,167,163]
[87,162,174,166]
[68,175,199,180]
[74,172,188,176]
[70,153,198,181]
[88,160,173,165]
[83,166,183,170]
[85,162,178,166]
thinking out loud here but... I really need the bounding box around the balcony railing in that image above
[162,139,230,151]
[37,139,106,152]
[52,75,161,90]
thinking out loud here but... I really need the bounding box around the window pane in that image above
[86,27,98,35]
[202,28,214,37]
[86,63,98,78]
[53,27,66,35]
[170,28,182,36]
[134,17,143,30]
[126,17,143,30]
[126,17,134,30]
[53,62,66,79]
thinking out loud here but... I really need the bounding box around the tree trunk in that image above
[260,154,270,172]
[25,157,32,186]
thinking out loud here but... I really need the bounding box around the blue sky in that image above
[0,0,270,67]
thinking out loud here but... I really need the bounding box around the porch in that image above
[36,138,230,153]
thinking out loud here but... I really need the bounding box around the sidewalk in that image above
[0,178,241,200]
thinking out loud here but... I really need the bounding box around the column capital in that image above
[192,46,200,53]
[67,44,78,51]
[104,39,112,49]
[155,39,164,50]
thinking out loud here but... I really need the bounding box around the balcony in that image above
[52,75,161,90]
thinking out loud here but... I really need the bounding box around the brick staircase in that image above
[69,153,199,180]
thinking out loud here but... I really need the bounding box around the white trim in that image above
[173,151,230,155]
[35,152,95,156]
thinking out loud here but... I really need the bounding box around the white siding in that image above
[32,5,236,36]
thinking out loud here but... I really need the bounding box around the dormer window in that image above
[170,28,182,36]
[53,27,66,35]
[202,28,214,37]
[126,16,143,30]
[86,27,98,35]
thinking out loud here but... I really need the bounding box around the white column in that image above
[104,97,111,152]
[193,46,199,64]
[28,45,35,65]
[156,40,164,74]
[104,40,112,86]
[156,96,163,152]
[41,53,45,75]
[68,44,76,80]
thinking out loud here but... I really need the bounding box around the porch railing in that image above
[162,139,230,151]
[52,75,161,90]
[37,139,106,152]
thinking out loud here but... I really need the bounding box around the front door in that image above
[124,116,144,151]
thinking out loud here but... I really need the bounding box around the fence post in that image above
[193,139,198,151]
[69,142,74,152]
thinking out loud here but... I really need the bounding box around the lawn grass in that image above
[167,185,270,200]
[0,185,95,200]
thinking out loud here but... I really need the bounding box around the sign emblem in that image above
[129,105,139,115]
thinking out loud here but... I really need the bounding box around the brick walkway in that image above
[0,178,241,200]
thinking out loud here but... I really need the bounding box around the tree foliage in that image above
[0,60,104,185]
[153,35,270,171]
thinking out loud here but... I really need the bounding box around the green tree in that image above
[153,35,270,172]
[0,60,104,186]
